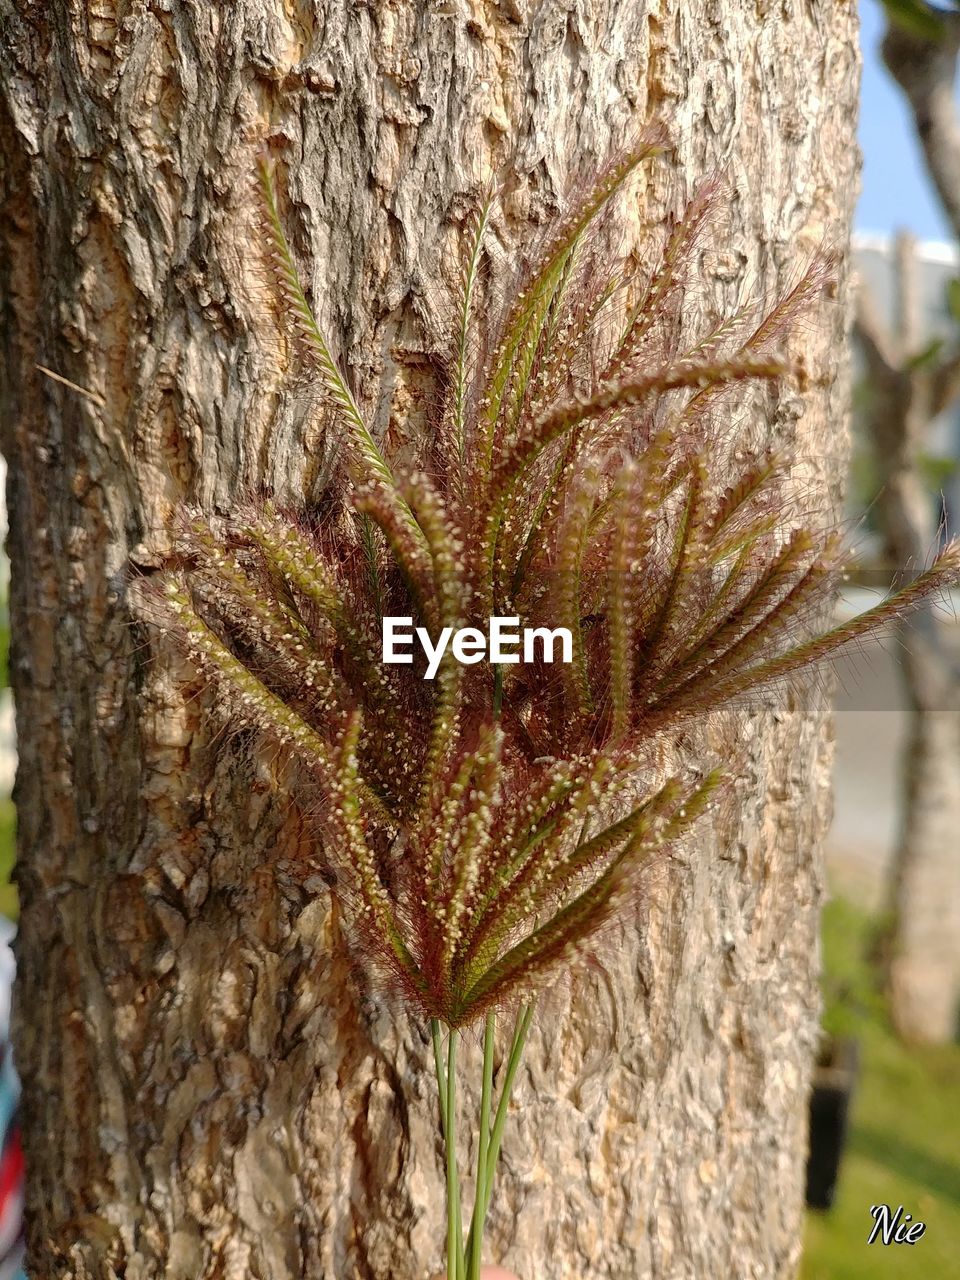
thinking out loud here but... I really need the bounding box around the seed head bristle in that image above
[135,149,960,1028]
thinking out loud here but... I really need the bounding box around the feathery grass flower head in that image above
[140,138,960,1029]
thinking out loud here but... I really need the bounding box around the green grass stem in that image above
[468,1012,497,1279]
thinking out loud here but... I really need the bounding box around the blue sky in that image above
[857,0,956,240]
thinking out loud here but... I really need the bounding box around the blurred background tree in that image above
[804,1,960,1271]
[853,0,960,1045]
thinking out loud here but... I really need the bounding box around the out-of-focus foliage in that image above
[880,0,951,41]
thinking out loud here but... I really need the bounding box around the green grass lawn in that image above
[802,896,960,1277]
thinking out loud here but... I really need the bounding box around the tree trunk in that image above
[890,704,960,1042]
[874,14,960,1045]
[0,4,859,1278]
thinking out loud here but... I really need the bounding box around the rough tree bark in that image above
[0,4,859,1278]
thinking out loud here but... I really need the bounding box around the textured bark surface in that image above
[0,4,859,1278]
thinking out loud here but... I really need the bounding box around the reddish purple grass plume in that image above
[142,137,960,1029]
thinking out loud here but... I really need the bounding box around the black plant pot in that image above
[805,1035,860,1210]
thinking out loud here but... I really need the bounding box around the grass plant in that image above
[138,142,960,1277]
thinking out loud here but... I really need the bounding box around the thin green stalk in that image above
[435,1024,465,1280]
[464,1003,535,1263]
[431,1018,448,1136]
[446,1030,462,1280]
[483,1004,534,1198]
[468,1012,497,1279]
[433,1020,466,1280]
